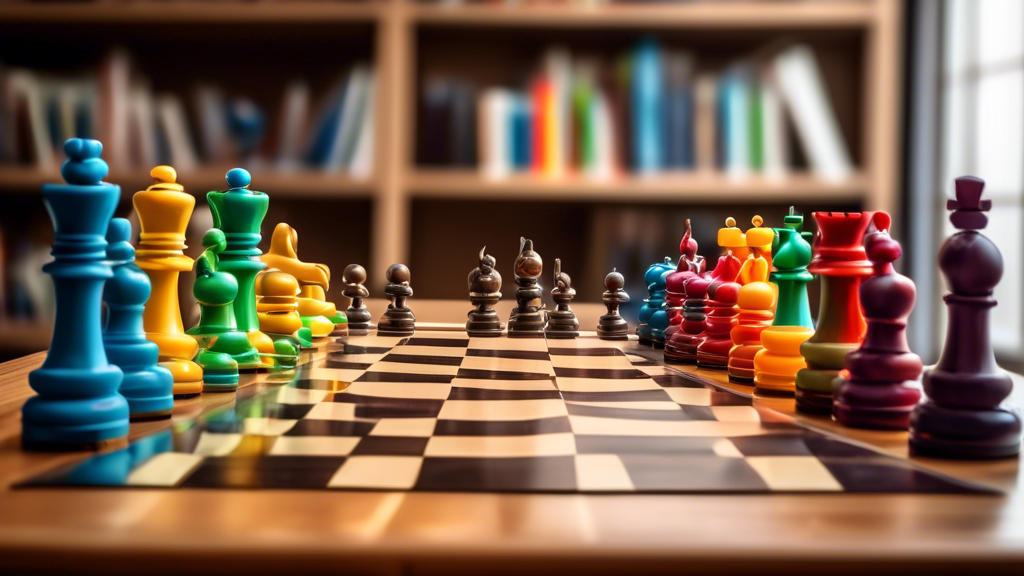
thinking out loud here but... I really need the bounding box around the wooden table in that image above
[2,309,1023,575]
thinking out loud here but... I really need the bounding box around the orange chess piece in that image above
[133,165,203,397]
[728,216,776,383]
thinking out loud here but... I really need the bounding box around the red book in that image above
[530,77,548,174]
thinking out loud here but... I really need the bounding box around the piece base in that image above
[466,330,502,338]
[22,435,129,453]
[507,331,545,339]
[795,388,833,414]
[910,436,1021,459]
[834,404,913,431]
[544,331,579,339]
[129,408,173,422]
[728,375,754,385]
[754,386,795,398]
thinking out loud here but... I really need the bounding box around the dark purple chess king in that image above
[832,220,922,430]
[909,176,1022,458]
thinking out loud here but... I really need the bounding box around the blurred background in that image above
[0,0,1020,369]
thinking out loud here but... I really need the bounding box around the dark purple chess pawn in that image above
[910,176,1022,458]
[832,227,922,429]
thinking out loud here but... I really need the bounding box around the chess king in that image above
[134,165,204,396]
[207,168,275,357]
[261,222,347,338]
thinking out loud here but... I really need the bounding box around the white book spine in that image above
[592,92,615,180]
[349,73,376,179]
[726,72,750,179]
[128,85,157,168]
[479,88,511,180]
[773,44,853,181]
[156,95,198,172]
[276,81,310,170]
[7,71,55,171]
[760,78,788,180]
[327,66,369,172]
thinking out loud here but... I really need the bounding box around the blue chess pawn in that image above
[23,138,130,450]
[103,218,175,420]
[637,257,674,347]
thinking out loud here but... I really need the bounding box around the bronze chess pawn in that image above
[377,264,415,336]
[467,247,503,337]
[598,269,630,341]
[507,237,546,338]
[544,258,579,339]
[342,264,372,333]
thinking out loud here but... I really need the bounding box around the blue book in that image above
[631,39,664,174]
[305,84,346,167]
[510,94,531,170]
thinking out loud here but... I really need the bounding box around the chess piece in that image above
[795,211,885,414]
[207,168,276,357]
[833,220,923,429]
[103,218,174,420]
[597,269,630,340]
[187,228,266,389]
[664,275,708,363]
[23,138,130,450]
[728,216,776,383]
[637,256,674,347]
[378,264,415,336]
[261,222,347,338]
[910,177,1022,458]
[342,264,372,332]
[507,237,546,338]
[134,165,204,397]
[696,218,744,369]
[664,219,707,343]
[256,270,313,348]
[545,258,579,339]
[467,247,503,337]
[754,208,815,395]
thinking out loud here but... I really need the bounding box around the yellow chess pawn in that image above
[753,327,813,394]
[133,165,203,397]
[256,270,308,337]
[261,223,346,337]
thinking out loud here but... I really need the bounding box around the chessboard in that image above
[19,328,990,494]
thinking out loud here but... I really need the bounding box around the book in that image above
[156,94,198,172]
[664,51,694,169]
[544,48,571,177]
[509,93,532,171]
[306,76,348,167]
[327,65,371,171]
[772,44,853,181]
[759,72,788,179]
[631,39,664,174]
[194,85,233,166]
[6,70,54,170]
[97,50,131,171]
[693,73,717,173]
[276,81,311,170]
[349,72,376,178]
[127,84,157,168]
[478,88,512,180]
[723,68,751,178]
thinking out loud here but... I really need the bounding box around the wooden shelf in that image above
[0,168,376,199]
[0,1,383,24]
[0,320,51,352]
[411,2,876,29]
[407,169,869,203]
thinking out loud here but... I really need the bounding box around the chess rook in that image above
[378,264,415,336]
[598,269,630,340]
[103,218,174,420]
[207,168,276,361]
[795,211,883,414]
[637,257,673,347]
[833,217,922,429]
[342,264,372,332]
[545,258,579,339]
[910,176,1022,458]
[467,247,503,337]
[507,238,546,338]
[133,165,204,397]
[24,139,130,450]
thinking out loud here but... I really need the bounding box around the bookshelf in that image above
[0,0,902,353]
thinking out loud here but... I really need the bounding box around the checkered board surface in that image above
[21,329,989,494]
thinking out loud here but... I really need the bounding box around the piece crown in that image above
[948,176,991,230]
[60,138,108,185]
[134,164,195,251]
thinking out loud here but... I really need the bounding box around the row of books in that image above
[0,52,376,176]
[468,42,853,181]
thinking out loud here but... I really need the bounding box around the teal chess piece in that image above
[637,256,674,347]
[771,207,815,329]
[103,218,174,420]
[187,229,261,391]
[207,168,276,359]
[23,138,130,450]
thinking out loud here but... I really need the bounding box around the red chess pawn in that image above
[832,227,923,429]
[664,274,709,364]
[664,219,706,342]
[696,252,742,369]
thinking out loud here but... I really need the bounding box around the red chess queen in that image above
[832,227,922,429]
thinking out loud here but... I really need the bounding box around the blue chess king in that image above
[23,139,130,450]
[103,218,175,420]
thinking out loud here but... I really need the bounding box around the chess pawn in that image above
[664,219,707,342]
[664,275,708,363]
[507,237,546,338]
[261,222,347,337]
[696,218,745,369]
[206,168,276,358]
[256,270,313,348]
[467,247,503,337]
[103,218,174,420]
[342,264,372,332]
[728,244,776,383]
[754,210,815,395]
[24,139,130,450]
[378,264,415,336]
[133,165,204,397]
[795,211,885,413]
[911,177,1022,458]
[833,227,922,429]
[545,258,579,339]
[637,256,674,347]
[597,269,630,340]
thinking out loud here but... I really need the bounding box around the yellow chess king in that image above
[133,166,203,397]
[261,222,346,338]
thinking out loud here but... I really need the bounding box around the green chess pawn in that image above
[187,229,261,391]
